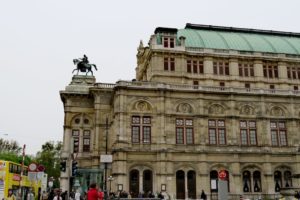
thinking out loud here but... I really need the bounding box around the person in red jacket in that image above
[87,183,100,200]
[98,187,104,200]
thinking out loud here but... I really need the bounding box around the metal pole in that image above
[19,144,26,200]
[104,117,108,200]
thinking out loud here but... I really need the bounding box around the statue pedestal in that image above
[65,75,96,93]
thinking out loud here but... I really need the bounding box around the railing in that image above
[94,81,300,97]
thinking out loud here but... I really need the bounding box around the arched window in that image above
[129,170,139,197]
[284,171,292,188]
[253,171,261,192]
[176,170,185,199]
[187,171,196,199]
[243,171,251,192]
[143,170,153,195]
[274,171,282,192]
[210,170,218,192]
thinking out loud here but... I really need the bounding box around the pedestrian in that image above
[42,191,48,200]
[97,188,104,200]
[74,190,81,200]
[87,183,100,200]
[26,188,35,200]
[53,189,62,200]
[7,189,16,200]
[200,190,207,200]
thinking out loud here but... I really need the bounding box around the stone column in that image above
[140,172,144,193]
[229,58,239,76]
[185,172,188,199]
[254,60,264,88]
[203,57,214,86]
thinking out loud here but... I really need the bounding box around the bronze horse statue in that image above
[72,55,98,76]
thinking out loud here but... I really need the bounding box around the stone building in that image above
[60,23,300,199]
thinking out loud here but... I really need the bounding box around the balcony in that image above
[94,81,300,97]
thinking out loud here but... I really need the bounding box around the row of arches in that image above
[130,100,291,117]
[128,169,293,198]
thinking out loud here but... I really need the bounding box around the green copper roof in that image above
[177,27,300,55]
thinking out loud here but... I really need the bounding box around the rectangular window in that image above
[170,38,175,48]
[164,58,169,71]
[83,138,90,152]
[170,58,175,71]
[164,57,175,71]
[72,130,80,153]
[163,38,168,48]
[240,121,257,146]
[187,60,192,73]
[143,126,151,143]
[132,126,140,143]
[73,137,79,153]
[163,37,175,48]
[176,119,194,144]
[263,62,278,78]
[287,64,300,80]
[213,60,229,75]
[131,116,151,144]
[193,80,199,89]
[270,121,287,146]
[176,127,184,144]
[83,130,90,152]
[208,119,226,145]
[186,59,203,74]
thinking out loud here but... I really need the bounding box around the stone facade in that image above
[60,24,300,199]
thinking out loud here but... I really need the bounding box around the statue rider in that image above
[82,54,89,64]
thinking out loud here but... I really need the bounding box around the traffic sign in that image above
[37,165,45,172]
[28,163,37,172]
[218,170,227,180]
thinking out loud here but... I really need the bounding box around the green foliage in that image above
[35,141,62,188]
[0,138,21,153]
[0,152,33,166]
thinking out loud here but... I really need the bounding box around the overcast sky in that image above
[1,0,300,155]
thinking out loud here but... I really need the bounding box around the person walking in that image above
[200,190,207,200]
[26,188,35,200]
[87,183,99,200]
[7,189,16,200]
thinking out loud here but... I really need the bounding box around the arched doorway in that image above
[129,170,139,197]
[187,170,196,199]
[143,170,153,195]
[176,170,185,199]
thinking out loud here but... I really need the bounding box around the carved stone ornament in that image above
[133,101,152,112]
[270,107,284,116]
[209,104,224,114]
[240,105,254,115]
[176,103,192,113]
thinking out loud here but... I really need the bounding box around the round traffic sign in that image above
[37,165,45,172]
[28,163,37,172]
[218,170,227,180]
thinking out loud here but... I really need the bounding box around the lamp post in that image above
[108,176,114,193]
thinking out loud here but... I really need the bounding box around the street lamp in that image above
[107,176,114,193]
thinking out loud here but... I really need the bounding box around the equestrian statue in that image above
[72,54,98,76]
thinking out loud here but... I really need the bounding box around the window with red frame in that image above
[213,61,229,75]
[186,59,203,74]
[163,37,175,48]
[240,121,257,146]
[263,62,278,78]
[83,130,91,152]
[287,64,300,80]
[132,116,151,144]
[270,121,287,146]
[208,119,226,145]
[164,57,175,71]
[72,130,80,153]
[239,62,254,77]
[176,119,194,144]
